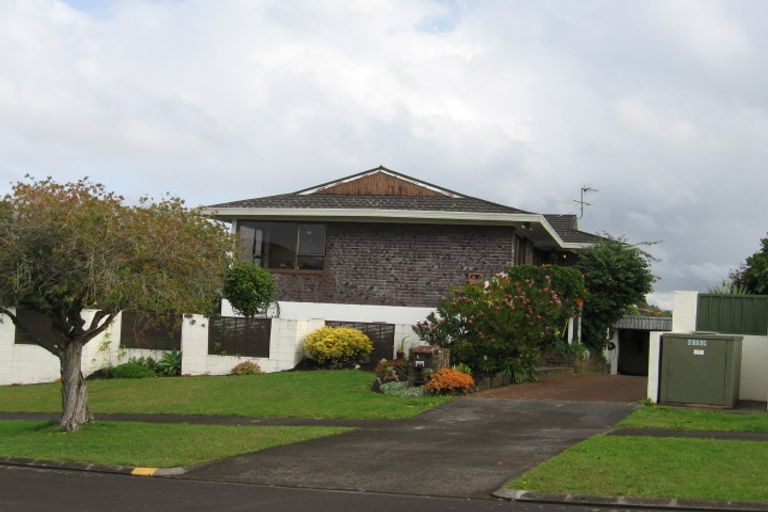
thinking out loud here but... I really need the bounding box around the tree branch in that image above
[0,306,60,356]
[82,311,117,344]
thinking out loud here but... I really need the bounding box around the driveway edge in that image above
[0,455,189,477]
[492,488,768,512]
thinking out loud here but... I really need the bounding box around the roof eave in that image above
[201,207,593,251]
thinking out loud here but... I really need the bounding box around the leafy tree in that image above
[0,177,233,431]
[576,238,656,351]
[222,260,277,317]
[731,234,768,295]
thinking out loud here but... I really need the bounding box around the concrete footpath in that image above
[180,398,634,499]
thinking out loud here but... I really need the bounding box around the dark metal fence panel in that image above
[208,317,271,357]
[325,321,395,369]
[13,309,59,346]
[696,294,768,335]
[120,311,182,351]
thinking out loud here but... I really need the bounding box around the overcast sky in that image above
[1,0,766,308]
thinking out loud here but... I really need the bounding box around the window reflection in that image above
[237,221,326,271]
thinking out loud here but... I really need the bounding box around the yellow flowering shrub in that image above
[304,326,374,368]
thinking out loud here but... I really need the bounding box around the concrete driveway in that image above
[181,398,635,498]
[475,374,647,402]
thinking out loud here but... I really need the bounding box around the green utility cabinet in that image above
[659,333,742,407]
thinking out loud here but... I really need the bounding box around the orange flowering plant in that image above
[424,368,475,395]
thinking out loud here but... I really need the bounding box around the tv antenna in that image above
[574,185,598,219]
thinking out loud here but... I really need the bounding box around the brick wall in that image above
[273,222,526,308]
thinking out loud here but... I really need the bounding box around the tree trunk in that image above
[59,342,93,432]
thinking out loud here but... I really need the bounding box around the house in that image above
[204,166,602,325]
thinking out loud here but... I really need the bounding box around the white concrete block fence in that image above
[0,305,423,386]
[179,315,325,376]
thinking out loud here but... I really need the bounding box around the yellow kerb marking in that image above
[131,467,158,476]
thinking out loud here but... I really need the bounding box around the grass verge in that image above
[510,435,768,503]
[0,420,351,468]
[620,405,768,432]
[0,370,451,419]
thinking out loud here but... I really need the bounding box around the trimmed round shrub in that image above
[223,261,277,317]
[424,368,475,395]
[231,361,262,375]
[111,362,156,379]
[304,326,373,368]
[379,381,428,398]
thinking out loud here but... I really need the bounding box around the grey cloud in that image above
[1,0,766,304]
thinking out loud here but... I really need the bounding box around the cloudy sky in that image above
[1,0,766,307]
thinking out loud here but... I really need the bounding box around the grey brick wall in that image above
[272,222,527,308]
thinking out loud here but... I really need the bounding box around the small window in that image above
[237,221,326,271]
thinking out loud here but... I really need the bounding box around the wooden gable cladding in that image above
[315,171,445,197]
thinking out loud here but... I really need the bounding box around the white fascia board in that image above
[201,207,586,250]
[560,242,592,250]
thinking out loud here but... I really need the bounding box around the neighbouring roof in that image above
[615,316,673,331]
[206,166,602,250]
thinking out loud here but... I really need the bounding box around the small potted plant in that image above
[396,337,408,360]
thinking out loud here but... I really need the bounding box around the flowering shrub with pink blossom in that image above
[413,264,584,382]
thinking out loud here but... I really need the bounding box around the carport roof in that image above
[615,316,672,331]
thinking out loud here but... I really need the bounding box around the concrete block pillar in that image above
[181,314,209,375]
[672,291,698,332]
[0,308,16,385]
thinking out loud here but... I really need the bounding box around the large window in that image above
[237,221,326,271]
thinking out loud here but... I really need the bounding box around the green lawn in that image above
[510,435,768,503]
[0,370,451,419]
[620,405,768,432]
[0,420,350,468]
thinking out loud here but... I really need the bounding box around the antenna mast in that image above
[575,185,598,219]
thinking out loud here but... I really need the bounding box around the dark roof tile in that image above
[210,193,530,214]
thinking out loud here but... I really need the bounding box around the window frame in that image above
[237,220,327,272]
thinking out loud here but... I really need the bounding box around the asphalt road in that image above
[0,465,626,512]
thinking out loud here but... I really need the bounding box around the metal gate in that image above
[325,321,395,369]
